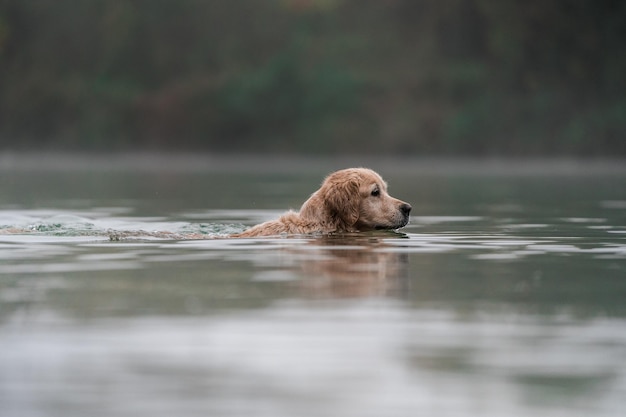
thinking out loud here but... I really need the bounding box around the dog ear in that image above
[322,175,360,227]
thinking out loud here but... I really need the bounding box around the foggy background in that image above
[1,0,625,156]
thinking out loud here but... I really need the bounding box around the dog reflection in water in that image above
[272,234,409,299]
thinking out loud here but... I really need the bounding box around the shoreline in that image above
[1,151,625,176]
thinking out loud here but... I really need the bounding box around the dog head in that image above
[300,168,411,232]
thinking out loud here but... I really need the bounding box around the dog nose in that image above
[400,203,412,216]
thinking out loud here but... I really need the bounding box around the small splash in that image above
[0,210,246,240]
[106,223,245,241]
[179,222,245,237]
[28,215,98,236]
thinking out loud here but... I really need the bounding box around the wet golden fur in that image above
[234,168,411,237]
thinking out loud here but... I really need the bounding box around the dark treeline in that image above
[1,0,625,155]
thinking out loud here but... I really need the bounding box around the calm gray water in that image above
[1,155,625,417]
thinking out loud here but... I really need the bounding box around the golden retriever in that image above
[233,168,411,237]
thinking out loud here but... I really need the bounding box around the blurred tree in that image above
[0,0,624,155]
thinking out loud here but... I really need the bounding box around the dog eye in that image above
[371,189,380,197]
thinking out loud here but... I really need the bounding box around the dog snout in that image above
[400,203,412,216]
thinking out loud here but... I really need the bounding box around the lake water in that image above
[1,154,625,417]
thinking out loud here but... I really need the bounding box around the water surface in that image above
[1,156,625,416]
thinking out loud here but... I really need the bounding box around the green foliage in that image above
[0,0,625,155]
[215,43,363,152]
